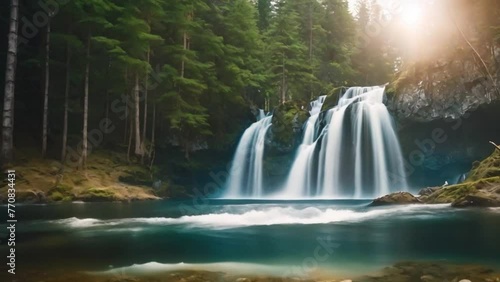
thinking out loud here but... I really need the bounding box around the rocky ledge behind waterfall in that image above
[387,48,500,123]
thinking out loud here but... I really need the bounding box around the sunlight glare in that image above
[402,3,423,27]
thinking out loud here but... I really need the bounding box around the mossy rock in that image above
[452,190,500,207]
[320,87,344,112]
[370,192,422,206]
[423,177,500,205]
[49,191,72,202]
[420,149,500,206]
[270,100,309,147]
[47,184,74,202]
[423,182,478,204]
[466,149,500,181]
[78,188,117,202]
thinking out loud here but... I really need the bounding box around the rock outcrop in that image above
[268,100,309,153]
[371,192,422,206]
[373,148,500,208]
[423,148,500,207]
[387,49,500,123]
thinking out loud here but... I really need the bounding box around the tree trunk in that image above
[281,52,286,104]
[181,31,187,78]
[148,103,156,160]
[42,19,51,158]
[80,33,90,169]
[1,0,19,164]
[134,73,142,157]
[104,56,110,124]
[141,48,150,163]
[123,68,128,144]
[181,12,192,78]
[184,143,190,160]
[309,3,313,100]
[61,44,70,163]
[127,113,133,163]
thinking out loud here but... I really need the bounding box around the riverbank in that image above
[0,150,160,204]
[372,147,500,208]
[4,261,499,282]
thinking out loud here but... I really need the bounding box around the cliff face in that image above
[388,49,500,122]
[386,49,500,190]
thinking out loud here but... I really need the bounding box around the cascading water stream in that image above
[224,114,272,198]
[224,86,407,199]
[279,86,407,199]
[278,95,327,198]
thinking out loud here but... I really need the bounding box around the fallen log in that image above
[489,141,500,151]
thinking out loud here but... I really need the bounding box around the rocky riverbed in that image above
[6,262,499,282]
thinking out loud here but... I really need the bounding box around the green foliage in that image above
[467,150,500,181]
[351,0,396,85]
[48,184,74,202]
[321,87,344,111]
[423,149,500,204]
[80,188,117,201]
[271,100,309,146]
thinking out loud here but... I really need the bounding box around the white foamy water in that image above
[91,262,292,277]
[50,204,452,230]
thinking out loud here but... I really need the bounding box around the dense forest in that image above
[1,0,499,194]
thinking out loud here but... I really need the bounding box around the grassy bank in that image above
[1,149,160,203]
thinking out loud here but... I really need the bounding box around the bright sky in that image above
[348,0,427,28]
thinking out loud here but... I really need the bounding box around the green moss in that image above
[321,87,343,112]
[424,177,500,204]
[47,184,74,202]
[79,188,117,202]
[429,183,477,203]
[385,84,397,100]
[49,191,64,201]
[52,184,73,193]
[466,150,500,181]
[271,100,309,146]
[422,149,500,205]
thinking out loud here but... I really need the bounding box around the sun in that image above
[401,3,423,27]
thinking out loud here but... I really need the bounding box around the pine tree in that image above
[265,0,313,104]
[257,0,273,31]
[158,0,213,160]
[71,0,118,168]
[316,0,357,88]
[198,0,265,144]
[42,18,51,158]
[111,0,163,160]
[352,0,396,85]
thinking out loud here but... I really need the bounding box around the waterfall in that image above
[279,95,327,198]
[279,86,407,199]
[224,86,407,199]
[257,109,266,121]
[224,114,272,198]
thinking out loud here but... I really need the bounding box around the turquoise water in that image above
[1,200,499,277]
